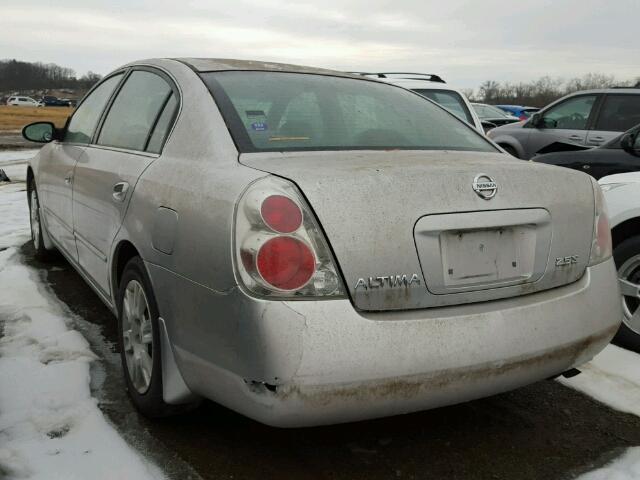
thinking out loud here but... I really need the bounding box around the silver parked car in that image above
[23,58,621,427]
[489,88,640,159]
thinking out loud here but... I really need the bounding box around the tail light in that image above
[234,176,346,298]
[588,178,612,266]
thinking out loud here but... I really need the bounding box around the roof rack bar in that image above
[348,72,446,84]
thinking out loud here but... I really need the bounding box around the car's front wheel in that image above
[613,235,640,352]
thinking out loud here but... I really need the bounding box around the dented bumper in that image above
[167,259,621,427]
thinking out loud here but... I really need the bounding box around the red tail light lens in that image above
[261,195,303,233]
[257,237,315,290]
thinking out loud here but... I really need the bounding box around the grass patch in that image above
[0,105,73,132]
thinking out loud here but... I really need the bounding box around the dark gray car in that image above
[488,88,640,159]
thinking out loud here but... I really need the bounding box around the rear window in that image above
[413,89,474,125]
[201,72,496,154]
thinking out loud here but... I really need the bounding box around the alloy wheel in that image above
[122,279,154,394]
[618,254,640,334]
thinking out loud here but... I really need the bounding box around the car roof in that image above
[169,58,361,79]
[564,88,640,95]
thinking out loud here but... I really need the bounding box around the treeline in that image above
[463,73,640,107]
[0,59,102,91]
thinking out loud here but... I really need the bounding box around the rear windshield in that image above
[473,104,513,119]
[201,72,497,154]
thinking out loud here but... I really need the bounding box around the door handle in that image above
[568,135,583,141]
[112,182,130,202]
[588,136,604,146]
[64,171,73,184]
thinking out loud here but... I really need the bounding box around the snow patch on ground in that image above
[0,149,37,183]
[0,149,39,163]
[561,344,640,418]
[561,345,640,479]
[0,182,165,479]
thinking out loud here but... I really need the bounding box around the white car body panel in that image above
[600,172,640,228]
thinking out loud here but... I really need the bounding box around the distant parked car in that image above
[534,124,640,179]
[353,72,485,132]
[22,58,620,427]
[495,105,540,121]
[600,171,640,351]
[41,95,72,107]
[488,88,640,158]
[471,103,521,129]
[6,96,41,107]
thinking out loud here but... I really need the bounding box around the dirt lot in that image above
[0,105,73,132]
[0,105,73,149]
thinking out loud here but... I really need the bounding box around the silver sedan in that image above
[23,58,621,427]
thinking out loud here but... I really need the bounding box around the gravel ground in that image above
[15,242,640,480]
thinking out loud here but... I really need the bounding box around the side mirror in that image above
[528,113,542,128]
[22,122,60,143]
[481,121,497,134]
[621,132,640,156]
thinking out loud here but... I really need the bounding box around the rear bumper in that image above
[167,259,621,427]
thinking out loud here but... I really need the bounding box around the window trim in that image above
[91,66,181,155]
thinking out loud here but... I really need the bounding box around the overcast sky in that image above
[1,0,638,88]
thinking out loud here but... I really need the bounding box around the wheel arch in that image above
[111,240,142,298]
[26,166,34,194]
[611,216,640,248]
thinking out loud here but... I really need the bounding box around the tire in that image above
[500,145,520,158]
[117,256,184,417]
[612,235,640,352]
[28,183,54,261]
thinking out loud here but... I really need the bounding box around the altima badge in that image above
[472,174,497,200]
[355,274,421,290]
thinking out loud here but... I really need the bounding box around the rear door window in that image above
[65,74,123,144]
[594,95,640,132]
[97,70,173,152]
[146,93,178,154]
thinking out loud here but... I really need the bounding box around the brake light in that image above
[588,179,612,266]
[257,237,315,290]
[261,195,303,233]
[234,176,345,298]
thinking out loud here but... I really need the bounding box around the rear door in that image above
[587,94,640,147]
[38,73,124,259]
[72,68,178,295]
[525,94,600,158]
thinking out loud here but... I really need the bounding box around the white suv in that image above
[6,96,41,107]
[353,72,484,132]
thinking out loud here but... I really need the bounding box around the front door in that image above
[525,94,600,158]
[38,142,84,258]
[72,69,178,296]
[38,73,125,259]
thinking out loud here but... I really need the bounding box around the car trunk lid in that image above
[240,150,594,311]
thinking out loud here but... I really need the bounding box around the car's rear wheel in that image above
[28,184,53,261]
[117,256,182,417]
[613,235,640,352]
